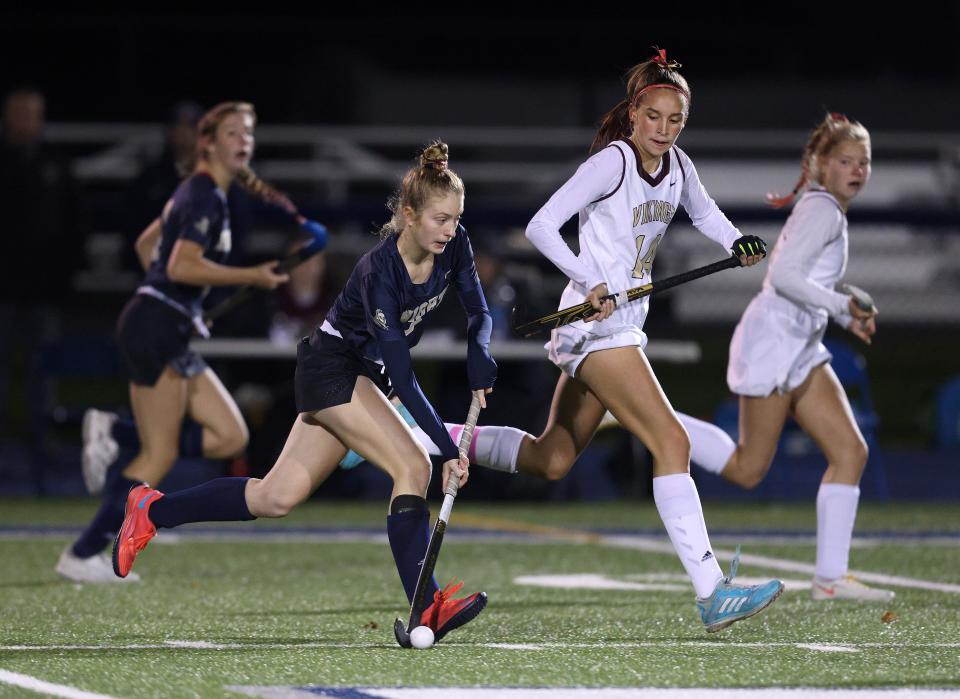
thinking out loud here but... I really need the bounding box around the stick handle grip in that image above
[444,394,482,499]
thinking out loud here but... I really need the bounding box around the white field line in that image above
[514,573,812,591]
[3,525,957,593]
[0,669,118,699]
[2,641,960,652]
[513,573,689,592]
[600,534,960,594]
[2,528,958,547]
[162,640,228,649]
[226,686,960,698]
[712,536,960,548]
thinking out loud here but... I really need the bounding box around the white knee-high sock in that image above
[815,483,861,580]
[411,423,528,474]
[677,412,735,475]
[653,473,725,598]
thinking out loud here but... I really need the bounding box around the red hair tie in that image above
[651,47,682,70]
[766,176,806,209]
[830,112,849,123]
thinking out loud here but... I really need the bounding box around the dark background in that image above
[3,8,959,128]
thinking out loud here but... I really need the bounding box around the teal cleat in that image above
[338,450,366,470]
[696,546,784,633]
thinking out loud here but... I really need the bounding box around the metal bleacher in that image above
[50,122,960,324]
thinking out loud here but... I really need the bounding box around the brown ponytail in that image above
[234,167,298,215]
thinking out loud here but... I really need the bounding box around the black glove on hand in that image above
[731,235,767,259]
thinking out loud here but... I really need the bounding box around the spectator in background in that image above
[472,236,520,341]
[125,101,203,232]
[468,234,552,434]
[268,246,337,347]
[0,87,84,441]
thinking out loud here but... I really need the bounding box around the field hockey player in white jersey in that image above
[519,47,787,633]
[383,48,777,634]
[676,113,893,602]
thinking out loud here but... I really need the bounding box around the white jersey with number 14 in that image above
[526,139,742,341]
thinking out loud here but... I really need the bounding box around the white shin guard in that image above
[411,423,528,474]
[677,412,736,476]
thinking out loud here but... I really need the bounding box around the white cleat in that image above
[81,409,119,495]
[811,575,895,602]
[55,546,141,583]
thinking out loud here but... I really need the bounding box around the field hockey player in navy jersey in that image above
[112,141,496,643]
[56,102,297,583]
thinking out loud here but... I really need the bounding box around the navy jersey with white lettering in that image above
[322,225,495,460]
[142,173,232,314]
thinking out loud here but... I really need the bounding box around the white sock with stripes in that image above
[677,412,736,475]
[410,424,528,474]
[815,483,861,580]
[653,473,725,599]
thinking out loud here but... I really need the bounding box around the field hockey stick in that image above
[394,394,482,648]
[512,254,742,338]
[201,173,329,324]
[203,233,326,324]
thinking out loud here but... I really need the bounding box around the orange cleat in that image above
[112,484,163,578]
[419,579,487,642]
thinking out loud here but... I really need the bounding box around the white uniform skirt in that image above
[727,292,832,396]
[547,322,647,378]
[544,280,652,377]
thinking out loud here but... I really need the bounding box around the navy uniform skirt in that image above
[294,330,391,414]
[116,295,207,386]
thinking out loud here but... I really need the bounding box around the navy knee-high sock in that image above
[111,416,204,458]
[110,418,140,451]
[148,477,255,529]
[386,495,439,605]
[72,471,141,558]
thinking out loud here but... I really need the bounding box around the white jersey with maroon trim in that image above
[526,139,742,341]
[726,187,853,396]
[759,187,850,321]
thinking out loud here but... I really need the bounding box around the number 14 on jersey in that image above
[632,233,662,280]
